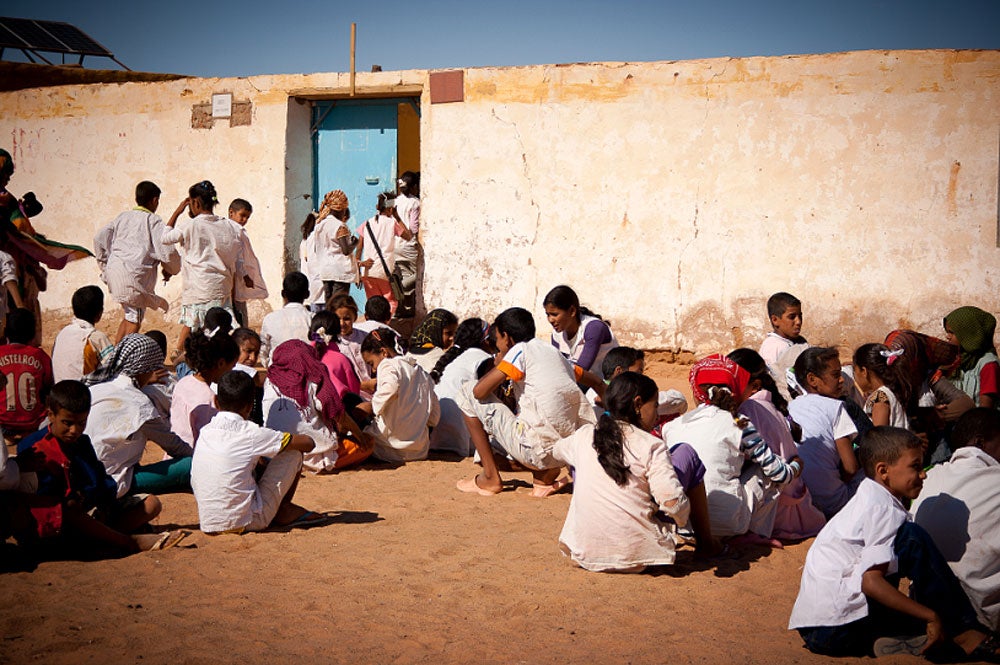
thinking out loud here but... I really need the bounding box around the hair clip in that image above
[313,326,333,345]
[880,348,904,365]
[204,326,221,339]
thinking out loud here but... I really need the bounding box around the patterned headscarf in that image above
[884,329,960,410]
[84,334,164,386]
[268,339,344,423]
[944,306,998,371]
[689,353,751,405]
[409,309,457,353]
[323,189,349,212]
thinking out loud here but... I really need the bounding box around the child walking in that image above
[852,343,910,429]
[92,181,180,342]
[356,191,412,316]
[550,372,691,572]
[788,347,862,518]
[312,189,358,310]
[943,306,999,409]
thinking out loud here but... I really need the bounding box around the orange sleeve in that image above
[497,360,525,382]
[83,342,99,376]
[573,365,584,381]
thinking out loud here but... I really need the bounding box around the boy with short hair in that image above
[759,292,806,366]
[789,426,1000,659]
[93,181,181,343]
[0,309,54,439]
[50,285,115,382]
[259,272,312,367]
[15,380,184,553]
[191,370,320,534]
[354,295,395,335]
[228,199,268,327]
[456,307,603,498]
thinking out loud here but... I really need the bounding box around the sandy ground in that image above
[2,315,909,664]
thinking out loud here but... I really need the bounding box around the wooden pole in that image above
[350,23,356,97]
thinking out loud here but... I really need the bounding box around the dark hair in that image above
[593,372,657,486]
[232,327,261,347]
[361,328,401,356]
[951,407,1000,450]
[216,370,254,413]
[229,198,252,215]
[398,171,419,196]
[301,213,316,240]
[135,181,161,208]
[431,318,489,383]
[71,285,104,323]
[185,329,240,374]
[543,285,600,322]
[793,347,840,392]
[767,292,801,319]
[309,310,340,353]
[203,307,233,336]
[364,296,392,324]
[282,271,310,303]
[853,343,908,405]
[47,379,91,414]
[857,426,923,477]
[728,347,789,415]
[145,330,168,357]
[330,294,359,317]
[493,307,535,343]
[601,346,645,379]
[188,180,218,211]
[5,308,36,344]
[377,190,395,212]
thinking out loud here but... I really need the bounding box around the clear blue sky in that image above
[4,0,999,77]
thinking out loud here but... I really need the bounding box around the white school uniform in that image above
[262,380,340,473]
[50,318,114,382]
[759,332,796,367]
[367,355,440,462]
[551,314,618,379]
[160,213,243,305]
[93,208,180,312]
[259,302,313,367]
[314,217,357,283]
[231,220,268,302]
[429,347,491,456]
[788,393,861,518]
[551,423,690,572]
[393,193,420,263]
[358,214,397,279]
[298,235,326,309]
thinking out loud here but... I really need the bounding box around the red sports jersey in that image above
[0,343,54,434]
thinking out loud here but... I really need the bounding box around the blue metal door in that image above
[313,101,399,307]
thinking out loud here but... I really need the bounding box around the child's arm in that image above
[862,565,943,652]
[335,411,374,451]
[574,366,606,401]
[737,419,801,485]
[285,433,315,453]
[472,367,508,401]
[166,199,188,228]
[3,280,24,309]
[390,208,413,241]
[835,436,859,478]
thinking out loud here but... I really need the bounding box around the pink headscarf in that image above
[268,339,344,423]
[689,353,751,405]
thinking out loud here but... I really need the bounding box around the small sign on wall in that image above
[212,93,233,119]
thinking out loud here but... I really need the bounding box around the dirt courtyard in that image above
[2,316,899,664]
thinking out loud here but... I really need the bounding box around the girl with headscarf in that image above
[406,308,458,374]
[662,354,802,545]
[944,306,999,409]
[262,339,373,473]
[84,334,193,498]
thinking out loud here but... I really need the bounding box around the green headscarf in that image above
[944,306,997,370]
[408,308,458,353]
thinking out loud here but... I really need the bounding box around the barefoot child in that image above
[228,199,268,327]
[50,286,114,382]
[191,371,322,533]
[852,343,910,429]
[455,307,603,497]
[790,426,1000,660]
[550,372,690,572]
[92,181,180,343]
[759,292,806,367]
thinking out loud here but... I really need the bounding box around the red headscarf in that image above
[689,353,751,405]
[268,339,344,423]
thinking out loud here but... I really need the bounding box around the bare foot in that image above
[456,474,501,496]
[272,502,310,527]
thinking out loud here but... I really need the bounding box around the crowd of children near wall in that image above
[1,156,999,661]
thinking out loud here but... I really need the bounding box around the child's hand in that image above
[924,614,944,652]
[174,198,189,214]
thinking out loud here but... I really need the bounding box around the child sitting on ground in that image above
[788,347,862,518]
[170,329,239,447]
[455,307,603,497]
[331,295,376,396]
[356,328,440,462]
[16,380,185,554]
[550,372,691,572]
[599,347,687,430]
[191,371,322,533]
[789,426,1000,660]
[663,354,802,545]
[231,327,264,424]
[354,295,395,336]
[943,306,999,409]
[50,285,114,382]
[407,308,458,374]
[429,318,493,457]
[852,343,910,429]
[758,292,806,367]
[309,310,361,398]
[227,198,268,327]
[543,285,618,380]
[0,309,53,440]
[259,272,312,367]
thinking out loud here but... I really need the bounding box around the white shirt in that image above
[93,208,180,311]
[50,318,114,382]
[86,375,192,497]
[353,320,394,336]
[259,302,313,367]
[864,385,909,429]
[262,380,340,473]
[551,314,618,379]
[759,332,796,367]
[160,213,243,305]
[789,478,909,629]
[368,355,440,462]
[393,193,420,262]
[359,214,397,279]
[430,347,491,456]
[191,411,290,533]
[552,423,690,572]
[313,217,356,282]
[0,250,17,325]
[298,236,325,307]
[788,393,860,517]
[911,447,1000,631]
[231,220,268,301]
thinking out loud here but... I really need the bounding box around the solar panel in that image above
[0,17,114,58]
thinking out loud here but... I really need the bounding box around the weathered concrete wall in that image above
[2,51,998,353]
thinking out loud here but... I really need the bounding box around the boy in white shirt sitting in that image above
[50,285,114,382]
[259,272,312,367]
[789,426,1000,660]
[191,371,320,534]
